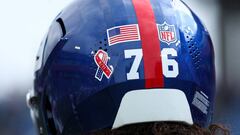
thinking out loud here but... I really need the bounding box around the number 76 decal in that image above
[124,48,179,80]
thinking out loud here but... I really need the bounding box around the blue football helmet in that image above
[27,0,215,134]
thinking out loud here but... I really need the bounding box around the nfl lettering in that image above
[157,22,177,45]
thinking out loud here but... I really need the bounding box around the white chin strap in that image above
[112,89,193,129]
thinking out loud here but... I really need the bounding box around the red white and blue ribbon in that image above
[94,50,113,81]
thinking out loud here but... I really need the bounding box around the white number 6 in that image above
[161,48,179,78]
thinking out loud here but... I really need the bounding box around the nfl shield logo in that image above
[157,22,177,45]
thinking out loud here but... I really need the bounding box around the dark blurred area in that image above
[0,87,36,135]
[0,0,240,135]
[213,0,240,135]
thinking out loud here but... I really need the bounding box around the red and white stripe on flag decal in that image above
[107,24,140,46]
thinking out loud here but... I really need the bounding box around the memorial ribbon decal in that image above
[94,50,113,81]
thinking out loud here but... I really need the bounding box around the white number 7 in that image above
[124,49,143,80]
[124,48,179,80]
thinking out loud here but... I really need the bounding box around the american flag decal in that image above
[107,24,140,46]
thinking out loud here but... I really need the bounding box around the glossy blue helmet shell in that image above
[31,0,215,134]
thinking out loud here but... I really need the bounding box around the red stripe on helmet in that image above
[132,0,164,88]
